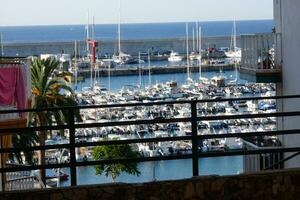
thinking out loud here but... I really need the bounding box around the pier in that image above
[77,64,235,77]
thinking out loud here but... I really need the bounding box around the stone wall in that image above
[1,169,300,200]
[3,36,236,57]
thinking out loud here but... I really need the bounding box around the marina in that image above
[39,68,277,186]
[0,17,280,189]
[4,0,300,199]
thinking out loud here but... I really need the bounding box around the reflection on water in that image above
[60,156,242,186]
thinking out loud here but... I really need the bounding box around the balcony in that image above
[240,33,282,83]
[1,95,300,198]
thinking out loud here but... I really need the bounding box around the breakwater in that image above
[77,64,235,77]
[2,36,239,57]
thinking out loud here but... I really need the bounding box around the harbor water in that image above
[75,69,245,92]
[0,20,273,56]
[60,157,242,186]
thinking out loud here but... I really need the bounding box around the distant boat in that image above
[168,51,182,62]
[225,48,241,61]
[225,17,241,62]
[112,0,134,65]
[226,17,240,85]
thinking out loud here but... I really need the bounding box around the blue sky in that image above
[0,0,273,26]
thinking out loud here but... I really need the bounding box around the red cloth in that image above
[0,65,27,117]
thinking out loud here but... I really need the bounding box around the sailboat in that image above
[148,51,151,86]
[198,25,206,83]
[112,0,131,65]
[185,23,193,83]
[138,52,142,89]
[189,23,201,61]
[226,17,240,85]
[225,18,241,62]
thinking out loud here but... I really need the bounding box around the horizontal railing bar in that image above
[0,136,192,153]
[196,111,300,121]
[264,152,300,170]
[3,147,300,173]
[7,176,36,182]
[0,94,300,114]
[77,136,192,147]
[0,163,71,173]
[0,125,69,135]
[198,129,300,140]
[0,110,299,135]
[0,143,72,153]
[2,129,300,153]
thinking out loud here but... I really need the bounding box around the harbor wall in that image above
[1,169,300,200]
[2,36,240,57]
[78,64,235,78]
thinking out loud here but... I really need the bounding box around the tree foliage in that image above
[30,58,82,127]
[92,143,141,182]
[11,57,82,165]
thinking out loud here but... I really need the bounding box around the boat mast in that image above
[199,26,202,82]
[186,23,190,81]
[233,17,238,85]
[118,0,121,56]
[86,12,93,89]
[93,16,98,88]
[196,22,199,52]
[74,40,78,90]
[0,33,3,57]
[233,17,237,53]
[108,57,111,93]
[86,11,90,58]
[148,51,151,86]
[92,16,95,40]
[192,28,195,52]
[138,51,142,88]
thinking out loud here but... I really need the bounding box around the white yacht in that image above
[168,51,182,62]
[225,48,242,62]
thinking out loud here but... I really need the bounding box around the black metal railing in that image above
[1,95,300,189]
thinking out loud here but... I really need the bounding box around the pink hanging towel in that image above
[0,65,27,117]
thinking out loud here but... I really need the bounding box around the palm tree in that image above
[30,58,82,183]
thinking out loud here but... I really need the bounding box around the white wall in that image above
[274,0,300,168]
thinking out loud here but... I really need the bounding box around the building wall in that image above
[1,169,300,200]
[274,0,300,168]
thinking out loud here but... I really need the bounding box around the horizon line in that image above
[0,18,273,28]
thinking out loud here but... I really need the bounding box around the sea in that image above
[0,20,273,43]
[0,20,273,56]
[1,20,272,186]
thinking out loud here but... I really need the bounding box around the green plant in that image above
[92,143,141,182]
[29,57,82,182]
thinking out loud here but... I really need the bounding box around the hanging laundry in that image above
[0,65,27,117]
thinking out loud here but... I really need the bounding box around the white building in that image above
[274,0,300,168]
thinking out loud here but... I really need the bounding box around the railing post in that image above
[191,101,199,177]
[68,109,77,186]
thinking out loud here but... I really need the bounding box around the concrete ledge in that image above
[1,169,300,200]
